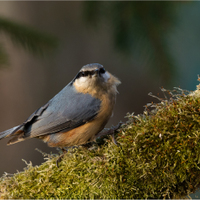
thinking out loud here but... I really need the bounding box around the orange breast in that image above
[42,93,114,148]
[42,73,119,148]
[43,118,106,148]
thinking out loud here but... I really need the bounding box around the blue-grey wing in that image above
[22,84,101,138]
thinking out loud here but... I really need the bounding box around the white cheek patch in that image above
[75,77,90,88]
[102,72,110,82]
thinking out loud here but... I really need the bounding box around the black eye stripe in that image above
[76,68,106,79]
[81,71,88,77]
[99,68,106,74]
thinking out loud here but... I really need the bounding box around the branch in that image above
[1,80,200,199]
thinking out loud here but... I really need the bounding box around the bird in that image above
[0,63,121,154]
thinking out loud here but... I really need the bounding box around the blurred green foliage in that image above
[0,16,58,67]
[1,84,200,198]
[84,2,180,84]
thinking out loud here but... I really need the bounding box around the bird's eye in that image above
[99,68,106,74]
[78,71,91,77]
[76,71,85,79]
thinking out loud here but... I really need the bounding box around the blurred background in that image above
[0,1,199,197]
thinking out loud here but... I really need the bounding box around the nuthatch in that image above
[0,63,121,152]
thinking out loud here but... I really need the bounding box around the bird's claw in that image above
[95,121,124,145]
[56,148,67,167]
[111,133,118,145]
[110,121,123,146]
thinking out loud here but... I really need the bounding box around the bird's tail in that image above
[0,125,21,140]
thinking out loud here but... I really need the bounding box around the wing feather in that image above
[22,85,101,138]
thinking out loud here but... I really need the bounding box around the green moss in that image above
[1,86,200,199]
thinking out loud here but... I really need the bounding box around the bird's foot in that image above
[95,121,124,145]
[56,148,68,167]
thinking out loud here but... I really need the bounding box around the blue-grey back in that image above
[24,83,101,138]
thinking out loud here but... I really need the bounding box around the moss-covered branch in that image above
[1,80,200,199]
